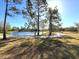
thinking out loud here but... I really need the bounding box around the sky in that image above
[0,0,79,28]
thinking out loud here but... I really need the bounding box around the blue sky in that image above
[0,0,79,28]
[61,0,79,27]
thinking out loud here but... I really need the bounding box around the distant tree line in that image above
[0,21,11,33]
[59,25,79,32]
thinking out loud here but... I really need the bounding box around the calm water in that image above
[11,32,36,37]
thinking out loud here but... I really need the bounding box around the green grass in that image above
[0,33,10,36]
[0,32,79,59]
[0,31,11,36]
[0,33,3,36]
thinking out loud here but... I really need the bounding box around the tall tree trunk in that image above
[49,19,52,36]
[3,0,8,39]
[37,0,39,36]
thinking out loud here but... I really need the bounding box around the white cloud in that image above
[47,0,63,13]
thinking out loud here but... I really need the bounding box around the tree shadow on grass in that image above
[36,38,72,59]
[0,38,24,48]
[0,43,7,47]
[61,35,76,39]
[36,37,79,59]
[0,37,29,48]
[0,40,38,59]
[0,39,9,48]
[0,37,79,59]
[60,35,79,43]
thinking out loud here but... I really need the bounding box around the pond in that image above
[10,32,36,37]
[10,32,64,38]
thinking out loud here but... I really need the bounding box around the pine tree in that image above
[3,0,21,39]
[48,6,61,36]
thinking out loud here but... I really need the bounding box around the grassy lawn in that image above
[0,31,12,36]
[0,32,79,59]
[0,33,3,36]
